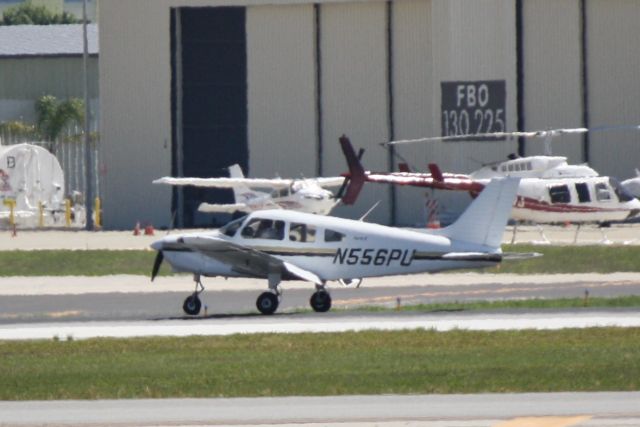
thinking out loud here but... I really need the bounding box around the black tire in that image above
[310,291,332,313]
[183,294,202,316]
[256,292,279,315]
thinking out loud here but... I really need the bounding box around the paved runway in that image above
[1,273,639,327]
[1,392,639,426]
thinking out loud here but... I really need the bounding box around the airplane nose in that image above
[150,240,164,251]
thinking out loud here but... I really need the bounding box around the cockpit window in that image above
[595,182,611,202]
[324,229,345,242]
[220,215,246,237]
[241,218,285,240]
[289,223,316,243]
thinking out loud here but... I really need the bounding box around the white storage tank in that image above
[0,143,66,227]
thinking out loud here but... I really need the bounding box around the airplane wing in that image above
[153,176,294,189]
[314,177,347,187]
[197,203,252,213]
[178,235,324,284]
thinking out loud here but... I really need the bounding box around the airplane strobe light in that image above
[151,177,520,316]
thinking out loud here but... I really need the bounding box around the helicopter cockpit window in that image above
[549,185,571,204]
[595,183,612,202]
[220,215,247,237]
[289,222,316,243]
[324,229,345,242]
[241,218,285,240]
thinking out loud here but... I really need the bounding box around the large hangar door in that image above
[171,7,248,228]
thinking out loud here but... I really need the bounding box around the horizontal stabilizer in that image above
[501,252,543,261]
[442,252,502,262]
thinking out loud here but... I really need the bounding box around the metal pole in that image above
[83,0,94,230]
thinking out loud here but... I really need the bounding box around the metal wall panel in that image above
[586,0,640,181]
[522,0,583,161]
[99,1,173,229]
[246,4,317,179]
[391,0,435,226]
[319,1,390,224]
[0,57,98,100]
[430,0,518,174]
[425,0,518,222]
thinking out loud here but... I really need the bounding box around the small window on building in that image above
[324,229,345,242]
[289,222,316,243]
[241,218,285,240]
[595,183,611,201]
[575,183,591,203]
[549,185,571,204]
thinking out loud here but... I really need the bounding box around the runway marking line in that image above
[493,416,591,427]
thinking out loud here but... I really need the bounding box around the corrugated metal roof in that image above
[0,24,98,58]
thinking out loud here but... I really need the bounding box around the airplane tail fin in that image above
[433,177,519,249]
[338,135,366,205]
[227,164,253,204]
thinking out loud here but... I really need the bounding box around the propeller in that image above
[151,250,164,281]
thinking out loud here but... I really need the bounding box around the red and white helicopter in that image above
[344,128,640,243]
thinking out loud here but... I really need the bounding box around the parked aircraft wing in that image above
[179,235,322,282]
[314,177,349,187]
[153,176,294,189]
[197,203,252,213]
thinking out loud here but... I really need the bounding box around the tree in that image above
[0,3,80,25]
[35,95,85,153]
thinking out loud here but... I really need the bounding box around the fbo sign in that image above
[441,80,506,138]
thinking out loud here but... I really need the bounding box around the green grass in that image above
[0,328,638,400]
[492,244,640,274]
[0,250,170,276]
[0,245,639,276]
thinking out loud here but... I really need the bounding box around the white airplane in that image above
[154,164,346,216]
[352,129,640,241]
[150,177,520,316]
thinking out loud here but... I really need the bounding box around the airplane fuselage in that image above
[158,211,500,282]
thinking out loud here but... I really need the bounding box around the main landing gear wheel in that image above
[183,293,202,316]
[310,291,332,313]
[256,291,279,315]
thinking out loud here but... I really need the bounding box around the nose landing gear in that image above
[182,274,205,316]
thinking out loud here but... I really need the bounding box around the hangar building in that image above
[98,0,640,230]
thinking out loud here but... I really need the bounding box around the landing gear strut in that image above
[256,272,282,315]
[183,274,205,316]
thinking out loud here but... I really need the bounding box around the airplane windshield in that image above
[220,215,247,237]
